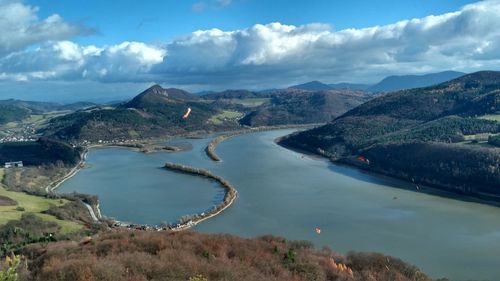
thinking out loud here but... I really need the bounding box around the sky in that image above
[0,0,498,102]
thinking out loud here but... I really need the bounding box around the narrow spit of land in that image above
[205,124,320,162]
[163,162,237,230]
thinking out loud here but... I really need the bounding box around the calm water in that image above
[59,129,500,281]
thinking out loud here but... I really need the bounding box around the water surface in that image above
[59,130,500,281]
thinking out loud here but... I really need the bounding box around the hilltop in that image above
[280,71,500,198]
[368,71,466,92]
[0,100,94,125]
[41,85,222,141]
[17,230,434,281]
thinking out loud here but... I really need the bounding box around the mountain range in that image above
[289,71,466,92]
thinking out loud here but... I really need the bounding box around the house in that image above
[4,161,23,168]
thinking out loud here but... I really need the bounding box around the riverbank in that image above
[277,136,500,208]
[206,124,321,162]
[164,162,238,231]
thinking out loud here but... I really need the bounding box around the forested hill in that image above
[280,71,500,197]
[240,89,370,126]
[41,85,372,141]
[41,85,220,142]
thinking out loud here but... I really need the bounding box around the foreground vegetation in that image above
[0,168,83,235]
[13,230,435,281]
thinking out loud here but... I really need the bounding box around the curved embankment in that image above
[44,149,101,223]
[206,124,321,162]
[164,162,237,231]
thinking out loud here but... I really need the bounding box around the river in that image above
[59,129,500,281]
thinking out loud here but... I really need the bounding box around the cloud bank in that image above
[1,0,500,90]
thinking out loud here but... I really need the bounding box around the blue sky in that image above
[0,0,498,102]
[30,0,476,45]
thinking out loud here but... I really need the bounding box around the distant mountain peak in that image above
[289,81,332,91]
[143,84,168,96]
[369,71,466,92]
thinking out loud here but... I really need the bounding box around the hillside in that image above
[328,83,371,91]
[201,89,267,100]
[280,71,500,197]
[0,138,82,166]
[368,71,466,92]
[0,105,30,125]
[240,89,370,126]
[290,81,371,92]
[17,230,433,281]
[289,81,334,91]
[42,85,223,141]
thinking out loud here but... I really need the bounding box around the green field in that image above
[479,114,500,122]
[208,110,244,124]
[229,98,270,107]
[0,168,83,234]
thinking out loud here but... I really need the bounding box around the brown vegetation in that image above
[0,195,16,206]
[3,165,71,193]
[20,230,433,281]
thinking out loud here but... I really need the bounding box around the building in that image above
[4,161,23,168]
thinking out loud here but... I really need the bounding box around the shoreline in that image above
[276,137,500,208]
[205,124,320,162]
[40,125,316,231]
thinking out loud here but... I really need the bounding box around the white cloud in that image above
[151,0,500,87]
[0,0,91,56]
[2,0,500,90]
[0,40,166,82]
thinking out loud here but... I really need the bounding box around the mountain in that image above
[280,71,500,198]
[328,83,371,91]
[42,85,220,141]
[0,99,95,125]
[0,105,30,125]
[240,89,371,126]
[289,81,333,91]
[0,99,95,113]
[292,81,372,91]
[368,71,466,92]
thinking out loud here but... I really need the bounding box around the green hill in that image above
[280,71,500,197]
[42,85,220,141]
[240,89,370,126]
[0,138,82,166]
[0,105,30,125]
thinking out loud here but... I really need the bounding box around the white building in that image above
[4,161,23,168]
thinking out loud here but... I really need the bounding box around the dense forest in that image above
[281,71,500,197]
[42,86,221,141]
[0,105,30,125]
[0,138,82,166]
[240,90,369,126]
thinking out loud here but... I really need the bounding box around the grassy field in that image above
[208,110,244,124]
[0,168,83,234]
[229,98,270,107]
[479,114,500,122]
